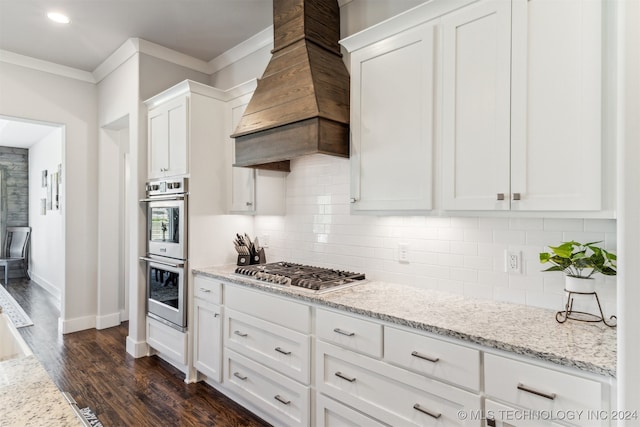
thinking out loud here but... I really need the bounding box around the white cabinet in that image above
[442,0,602,211]
[193,277,223,382]
[147,94,188,179]
[146,316,187,366]
[485,399,565,427]
[484,353,607,427]
[227,84,286,215]
[316,341,482,426]
[343,20,437,212]
[223,283,311,426]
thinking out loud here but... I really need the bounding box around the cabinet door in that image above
[441,0,512,210]
[228,94,256,213]
[194,299,222,382]
[485,400,566,427]
[510,0,602,211]
[148,96,188,178]
[350,21,436,212]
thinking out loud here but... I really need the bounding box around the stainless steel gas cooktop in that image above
[234,262,366,294]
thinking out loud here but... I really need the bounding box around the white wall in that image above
[255,154,617,314]
[28,128,64,299]
[0,61,98,333]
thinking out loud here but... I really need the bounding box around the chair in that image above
[0,227,31,286]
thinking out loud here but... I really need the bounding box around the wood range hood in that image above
[231,0,350,172]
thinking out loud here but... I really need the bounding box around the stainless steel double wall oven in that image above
[141,176,188,331]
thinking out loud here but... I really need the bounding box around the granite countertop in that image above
[194,265,617,378]
[0,356,82,426]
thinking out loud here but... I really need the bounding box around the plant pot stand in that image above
[556,290,617,327]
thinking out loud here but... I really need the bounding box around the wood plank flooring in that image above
[5,279,271,427]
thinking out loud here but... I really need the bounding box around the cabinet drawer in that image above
[193,275,222,304]
[384,326,481,391]
[225,308,310,384]
[316,308,383,358]
[316,394,386,427]
[225,284,310,333]
[485,354,604,422]
[224,349,310,427]
[316,341,481,427]
[485,399,565,427]
[146,316,187,365]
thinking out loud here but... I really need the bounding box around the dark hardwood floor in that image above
[6,279,271,427]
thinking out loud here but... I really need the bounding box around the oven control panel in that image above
[146,176,189,197]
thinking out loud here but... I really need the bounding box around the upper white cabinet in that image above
[226,83,286,215]
[442,0,603,211]
[148,95,189,179]
[343,20,437,212]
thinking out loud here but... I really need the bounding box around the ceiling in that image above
[0,0,274,72]
[0,0,275,148]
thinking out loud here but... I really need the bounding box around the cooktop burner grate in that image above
[234,262,366,292]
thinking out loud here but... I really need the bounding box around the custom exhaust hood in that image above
[231,0,350,171]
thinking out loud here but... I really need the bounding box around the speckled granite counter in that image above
[194,265,617,378]
[0,356,81,426]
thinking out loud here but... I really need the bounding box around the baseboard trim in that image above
[59,315,96,334]
[29,273,62,302]
[126,336,148,358]
[96,312,121,330]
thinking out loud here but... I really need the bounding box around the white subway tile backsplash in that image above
[543,218,584,232]
[254,155,617,313]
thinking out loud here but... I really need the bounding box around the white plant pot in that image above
[565,276,596,293]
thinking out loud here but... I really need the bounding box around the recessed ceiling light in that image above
[47,12,70,24]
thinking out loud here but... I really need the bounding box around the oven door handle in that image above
[139,256,185,268]
[139,195,186,202]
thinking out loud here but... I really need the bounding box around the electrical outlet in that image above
[261,234,270,248]
[398,243,409,263]
[505,250,522,274]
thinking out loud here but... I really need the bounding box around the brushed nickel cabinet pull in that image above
[246,201,253,206]
[275,347,291,355]
[517,383,556,400]
[497,193,505,201]
[233,372,247,381]
[513,193,521,201]
[333,328,355,337]
[214,313,220,317]
[234,330,248,337]
[413,403,441,419]
[274,395,291,405]
[411,351,440,363]
[199,288,211,293]
[335,371,356,383]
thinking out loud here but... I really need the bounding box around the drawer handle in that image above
[333,328,355,337]
[517,383,557,400]
[274,395,291,405]
[199,288,211,293]
[413,403,442,419]
[233,372,247,381]
[234,330,248,337]
[411,351,439,363]
[275,347,291,355]
[335,371,356,383]
[214,313,220,318]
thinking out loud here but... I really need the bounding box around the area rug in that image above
[0,285,33,328]
[79,407,104,427]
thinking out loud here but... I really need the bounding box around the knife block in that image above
[237,248,266,266]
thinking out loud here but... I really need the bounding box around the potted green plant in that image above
[539,241,616,293]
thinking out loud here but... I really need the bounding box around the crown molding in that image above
[208,26,274,74]
[92,39,138,83]
[0,49,95,83]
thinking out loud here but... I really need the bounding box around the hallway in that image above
[5,279,270,427]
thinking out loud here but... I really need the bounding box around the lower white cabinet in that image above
[316,393,386,427]
[484,353,607,427]
[316,340,482,426]
[193,299,222,382]
[146,316,187,366]
[485,399,565,427]
[224,349,310,427]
